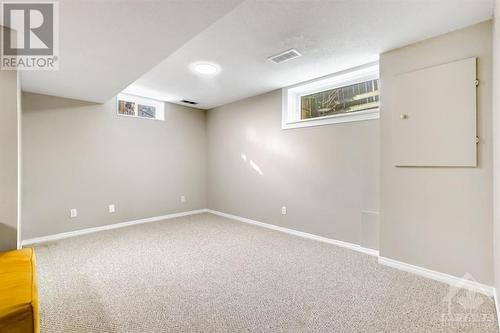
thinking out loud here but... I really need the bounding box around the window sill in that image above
[282,108,379,129]
[116,113,163,121]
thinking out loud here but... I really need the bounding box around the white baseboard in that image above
[378,256,495,296]
[21,209,208,246]
[206,209,498,312]
[206,209,379,257]
[21,206,500,323]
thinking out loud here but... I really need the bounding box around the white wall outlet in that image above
[70,208,78,218]
[108,204,115,213]
[281,206,287,215]
[181,195,186,203]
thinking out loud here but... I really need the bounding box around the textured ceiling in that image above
[124,0,494,109]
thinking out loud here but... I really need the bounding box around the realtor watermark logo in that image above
[440,273,496,330]
[1,1,59,70]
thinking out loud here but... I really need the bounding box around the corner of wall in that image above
[493,0,500,310]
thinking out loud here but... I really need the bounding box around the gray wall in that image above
[22,93,207,239]
[380,21,493,285]
[493,1,500,302]
[0,34,19,251]
[207,90,380,246]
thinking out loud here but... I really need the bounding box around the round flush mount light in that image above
[190,62,221,75]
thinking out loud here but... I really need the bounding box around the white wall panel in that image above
[392,57,477,167]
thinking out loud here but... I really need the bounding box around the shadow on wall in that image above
[0,223,17,252]
[23,92,100,112]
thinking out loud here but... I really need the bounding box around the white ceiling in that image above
[20,0,242,103]
[123,0,494,110]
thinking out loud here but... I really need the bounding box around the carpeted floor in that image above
[34,213,498,332]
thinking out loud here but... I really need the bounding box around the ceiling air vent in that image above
[180,100,198,105]
[268,48,302,64]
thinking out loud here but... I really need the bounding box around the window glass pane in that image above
[138,104,156,118]
[301,79,379,120]
[118,100,136,116]
[117,93,165,121]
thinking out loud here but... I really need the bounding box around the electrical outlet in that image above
[181,195,186,203]
[281,206,287,215]
[70,208,78,218]
[108,204,115,213]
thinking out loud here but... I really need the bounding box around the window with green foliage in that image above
[282,64,379,129]
[301,79,379,120]
[117,93,164,121]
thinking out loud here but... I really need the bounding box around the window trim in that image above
[116,93,165,121]
[282,62,379,129]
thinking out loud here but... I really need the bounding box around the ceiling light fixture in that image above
[190,62,221,75]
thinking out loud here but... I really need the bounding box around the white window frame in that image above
[116,93,165,121]
[282,62,379,129]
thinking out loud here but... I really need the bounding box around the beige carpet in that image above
[34,213,498,332]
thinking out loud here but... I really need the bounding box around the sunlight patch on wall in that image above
[249,160,263,176]
[240,152,263,176]
[245,126,293,158]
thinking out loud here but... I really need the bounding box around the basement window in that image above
[282,63,379,129]
[117,93,165,121]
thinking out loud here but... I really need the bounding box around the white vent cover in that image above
[268,48,302,64]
